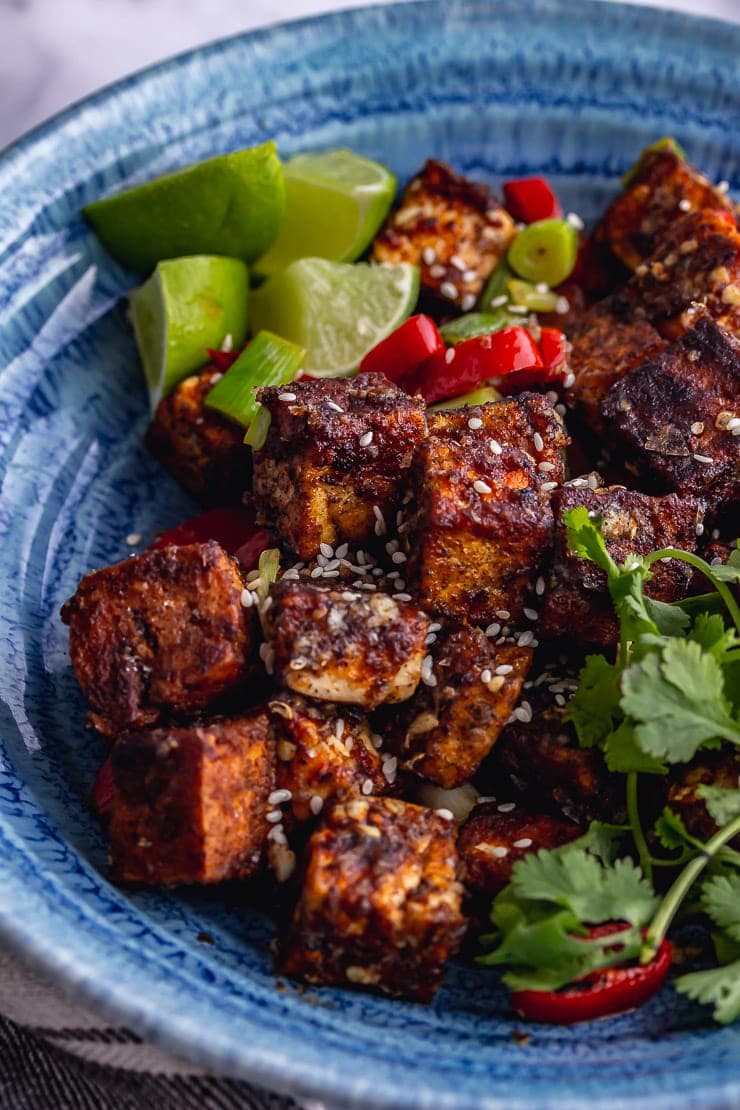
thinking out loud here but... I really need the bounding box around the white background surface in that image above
[1,0,738,151]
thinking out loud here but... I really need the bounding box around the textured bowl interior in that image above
[1,1,739,1107]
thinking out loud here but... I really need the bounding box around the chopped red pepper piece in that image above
[400,327,544,405]
[496,326,569,393]
[359,314,445,383]
[205,347,242,372]
[91,757,114,820]
[510,924,673,1025]
[150,505,271,572]
[503,176,563,223]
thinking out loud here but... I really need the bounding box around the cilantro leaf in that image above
[675,960,740,1024]
[643,595,691,636]
[698,785,740,827]
[563,820,629,864]
[603,721,667,775]
[690,614,740,661]
[621,639,740,762]
[710,564,740,584]
[565,654,621,749]
[655,807,693,852]
[702,875,740,941]
[563,507,618,576]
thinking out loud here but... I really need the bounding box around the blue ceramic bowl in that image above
[1,1,739,1106]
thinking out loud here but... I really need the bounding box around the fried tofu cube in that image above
[625,209,740,340]
[488,655,625,825]
[387,623,533,788]
[539,484,702,646]
[458,802,582,898]
[269,581,430,709]
[252,373,427,561]
[146,364,252,505]
[593,146,735,271]
[373,159,515,312]
[269,693,388,821]
[280,795,466,1001]
[405,395,567,625]
[600,317,740,506]
[565,295,666,435]
[61,541,254,736]
[109,711,275,886]
[667,748,740,843]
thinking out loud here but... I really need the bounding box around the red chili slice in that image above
[150,505,271,572]
[495,327,569,393]
[359,315,445,383]
[503,176,563,223]
[510,924,673,1025]
[401,327,544,404]
[205,347,241,372]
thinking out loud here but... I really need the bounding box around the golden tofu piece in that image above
[280,795,466,1001]
[146,364,252,505]
[373,159,515,312]
[109,711,275,886]
[269,692,388,821]
[61,541,254,736]
[387,623,533,788]
[269,581,430,709]
[253,373,427,561]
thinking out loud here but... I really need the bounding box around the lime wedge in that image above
[84,142,284,272]
[255,149,396,276]
[129,255,249,409]
[250,258,419,377]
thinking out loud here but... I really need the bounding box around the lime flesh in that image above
[250,257,419,377]
[255,149,396,276]
[84,142,284,273]
[129,255,249,409]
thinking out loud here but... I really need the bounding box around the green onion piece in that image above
[477,257,516,312]
[253,546,281,635]
[507,278,560,313]
[431,385,502,411]
[244,405,272,449]
[508,219,578,287]
[622,137,688,187]
[440,310,518,344]
[205,330,305,427]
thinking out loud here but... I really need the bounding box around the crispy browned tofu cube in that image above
[386,623,533,788]
[458,802,581,897]
[593,146,734,271]
[539,484,702,646]
[405,395,567,625]
[488,655,625,825]
[601,317,740,507]
[280,795,466,1001]
[252,373,427,561]
[667,748,740,843]
[109,711,275,886]
[146,364,252,505]
[625,209,740,340]
[373,159,515,312]
[269,581,430,709]
[61,541,254,736]
[269,693,388,821]
[565,295,666,435]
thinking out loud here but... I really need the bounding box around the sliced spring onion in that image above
[507,278,560,313]
[430,385,502,411]
[477,257,516,312]
[205,330,305,427]
[244,405,272,449]
[440,311,518,345]
[254,546,281,634]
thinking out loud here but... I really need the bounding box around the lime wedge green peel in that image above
[255,149,396,276]
[250,258,419,377]
[84,142,284,272]
[129,255,249,409]
[205,331,305,428]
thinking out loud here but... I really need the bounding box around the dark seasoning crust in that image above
[62,147,740,1005]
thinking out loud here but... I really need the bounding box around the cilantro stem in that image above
[626,772,653,885]
[646,548,740,634]
[641,815,740,963]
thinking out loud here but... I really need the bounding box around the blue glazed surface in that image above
[1,1,739,1106]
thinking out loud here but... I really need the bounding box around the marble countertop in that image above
[1,0,738,151]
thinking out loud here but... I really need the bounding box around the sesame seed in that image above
[282,568,300,581]
[563,372,576,389]
[568,477,588,488]
[733,427,740,437]
[555,297,569,315]
[278,391,297,402]
[693,453,714,464]
[541,481,558,492]
[463,269,479,284]
[533,432,545,452]
[319,542,334,558]
[535,576,546,596]
[267,825,287,844]
[391,551,407,564]
[717,180,730,193]
[513,837,533,849]
[679,198,692,212]
[555,403,566,416]
[490,294,508,308]
[445,348,456,364]
[696,522,705,536]
[485,622,501,637]
[361,779,374,795]
[498,801,516,813]
[461,293,477,311]
[327,401,344,413]
[359,430,374,447]
[450,254,466,271]
[566,212,584,230]
[425,632,437,646]
[555,694,566,707]
[523,608,538,622]
[726,417,740,431]
[269,789,292,805]
[125,532,141,546]
[310,566,324,578]
[440,281,459,300]
[490,846,509,858]
[241,589,254,609]
[496,609,511,620]
[508,304,528,314]
[489,438,503,455]
[535,282,550,294]
[436,808,455,821]
[310,795,324,815]
[468,416,483,430]
[267,810,283,823]
[513,704,533,722]
[495,663,513,676]
[691,421,705,435]
[422,246,437,265]
[429,622,442,633]
[474,479,492,494]
[538,461,555,472]
[429,264,446,279]
[393,592,412,601]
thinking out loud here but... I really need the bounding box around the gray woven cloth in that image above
[0,948,317,1109]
